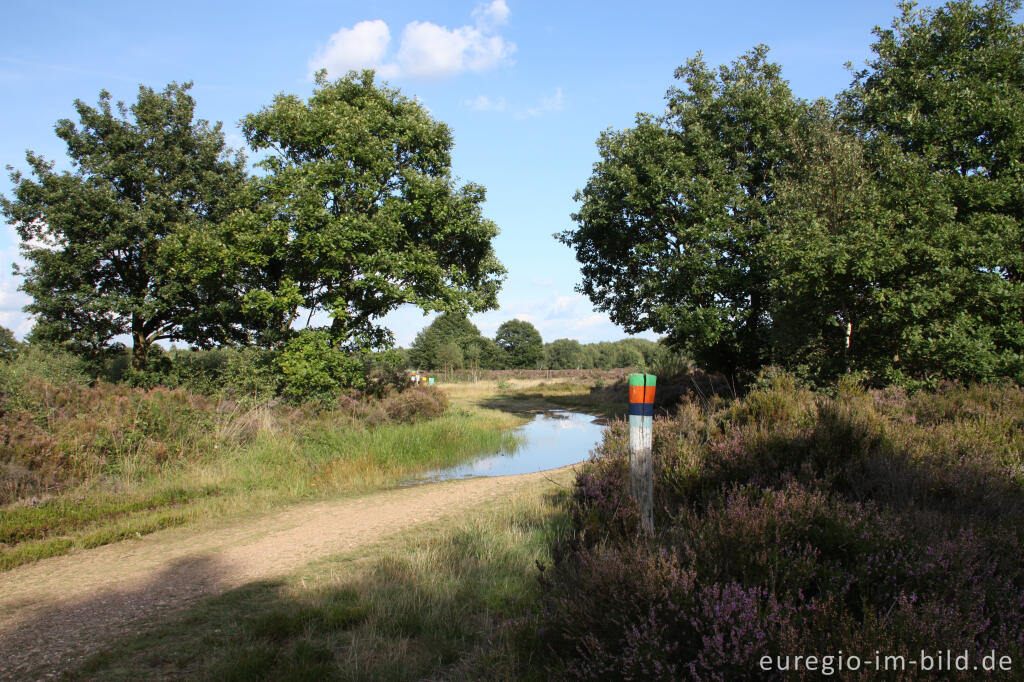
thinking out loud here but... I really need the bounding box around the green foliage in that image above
[0,343,88,416]
[0,326,22,362]
[495,319,544,369]
[562,46,803,380]
[564,1,1024,386]
[841,0,1024,383]
[238,71,505,351]
[435,340,464,375]
[0,83,249,370]
[278,330,364,404]
[545,338,584,369]
[409,313,484,369]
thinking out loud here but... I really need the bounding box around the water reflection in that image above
[407,410,604,485]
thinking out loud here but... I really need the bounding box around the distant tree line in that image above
[560,0,1024,387]
[405,312,669,372]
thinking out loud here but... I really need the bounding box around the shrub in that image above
[539,377,1024,677]
[278,331,365,405]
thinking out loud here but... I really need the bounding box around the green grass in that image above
[1,406,524,571]
[69,472,574,681]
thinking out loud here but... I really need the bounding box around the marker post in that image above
[628,373,656,534]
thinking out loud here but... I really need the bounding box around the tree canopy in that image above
[561,46,803,379]
[408,312,492,370]
[238,71,506,352]
[562,0,1024,385]
[1,83,248,369]
[495,319,543,369]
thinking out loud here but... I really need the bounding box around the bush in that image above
[0,344,88,411]
[278,331,365,405]
[0,378,215,505]
[539,377,1024,678]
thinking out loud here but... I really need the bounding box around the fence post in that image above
[628,373,656,534]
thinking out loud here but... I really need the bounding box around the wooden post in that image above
[628,373,656,534]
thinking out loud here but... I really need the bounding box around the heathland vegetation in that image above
[2,0,1024,679]
[0,340,527,570]
[537,1,1024,678]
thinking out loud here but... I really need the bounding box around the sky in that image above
[0,0,939,348]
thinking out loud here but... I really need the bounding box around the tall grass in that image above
[1,367,524,570]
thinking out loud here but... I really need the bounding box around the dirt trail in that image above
[0,466,576,681]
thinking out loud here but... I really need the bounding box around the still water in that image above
[407,410,605,485]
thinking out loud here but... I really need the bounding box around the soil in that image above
[0,466,577,681]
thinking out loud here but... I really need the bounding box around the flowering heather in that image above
[539,374,1024,679]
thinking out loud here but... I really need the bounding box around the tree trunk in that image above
[132,317,150,371]
[132,332,150,370]
[843,319,852,372]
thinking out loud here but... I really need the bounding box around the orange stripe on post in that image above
[628,385,645,403]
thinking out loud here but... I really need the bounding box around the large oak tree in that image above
[238,71,505,352]
[560,47,803,380]
[1,83,248,370]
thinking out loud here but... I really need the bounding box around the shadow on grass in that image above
[45,502,571,681]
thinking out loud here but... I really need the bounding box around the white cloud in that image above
[310,2,515,81]
[465,94,506,111]
[571,313,608,330]
[309,20,397,79]
[396,20,513,79]
[518,87,564,118]
[472,0,510,32]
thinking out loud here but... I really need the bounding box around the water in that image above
[407,410,605,485]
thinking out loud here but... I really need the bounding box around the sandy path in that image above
[0,466,576,681]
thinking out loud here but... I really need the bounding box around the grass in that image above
[1,401,525,571]
[68,469,576,681]
[443,376,626,418]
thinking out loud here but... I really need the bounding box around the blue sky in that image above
[1,0,931,347]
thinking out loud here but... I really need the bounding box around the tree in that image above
[839,0,1024,382]
[408,312,484,369]
[765,102,896,382]
[560,47,803,380]
[495,319,543,369]
[1,83,248,370]
[545,338,583,369]
[0,326,20,362]
[238,71,505,352]
[435,340,464,378]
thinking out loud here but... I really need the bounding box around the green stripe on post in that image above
[628,372,655,534]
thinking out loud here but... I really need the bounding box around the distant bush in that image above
[539,376,1024,678]
[0,326,21,361]
[0,344,88,411]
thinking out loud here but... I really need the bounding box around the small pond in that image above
[405,410,605,485]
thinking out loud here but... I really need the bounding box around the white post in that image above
[628,373,655,534]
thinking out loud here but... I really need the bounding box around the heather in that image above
[538,374,1024,679]
[0,346,520,570]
